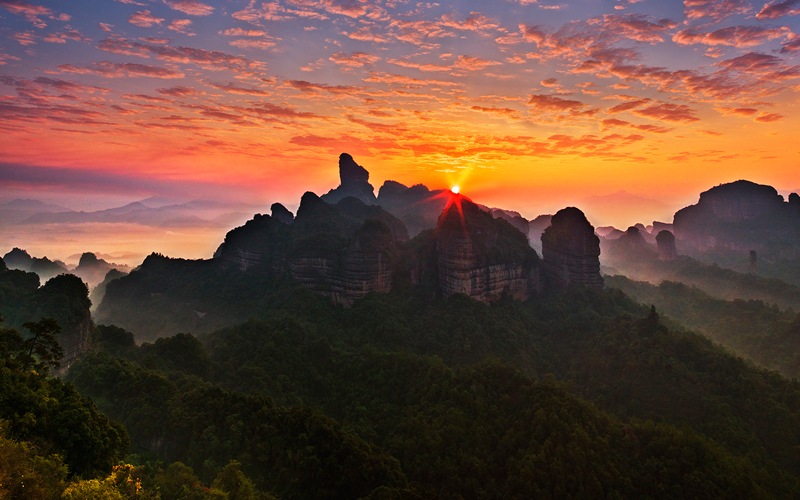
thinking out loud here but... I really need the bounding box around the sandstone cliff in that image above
[219,192,407,306]
[434,195,540,301]
[541,207,603,290]
[673,180,800,258]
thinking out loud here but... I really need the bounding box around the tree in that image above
[19,318,64,371]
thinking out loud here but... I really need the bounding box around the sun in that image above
[451,186,460,194]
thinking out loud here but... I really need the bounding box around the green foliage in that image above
[602,251,800,311]
[0,320,128,478]
[19,318,64,371]
[67,352,408,499]
[0,422,68,500]
[606,275,800,378]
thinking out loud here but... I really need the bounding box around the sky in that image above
[1,0,799,228]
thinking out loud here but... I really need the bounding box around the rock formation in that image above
[320,153,377,205]
[656,230,677,261]
[271,203,294,224]
[434,195,540,301]
[377,180,448,237]
[2,247,68,282]
[72,252,129,289]
[619,227,648,250]
[541,207,603,290]
[673,180,800,258]
[219,192,407,306]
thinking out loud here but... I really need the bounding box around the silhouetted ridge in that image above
[673,179,800,258]
[270,202,294,224]
[541,207,603,290]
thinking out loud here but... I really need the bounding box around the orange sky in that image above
[1,0,799,231]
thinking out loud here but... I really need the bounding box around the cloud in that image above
[631,103,699,122]
[594,14,678,43]
[469,105,519,118]
[219,28,267,37]
[329,51,380,67]
[601,118,672,133]
[11,31,36,45]
[98,23,114,32]
[454,55,502,71]
[96,38,261,73]
[528,94,586,111]
[128,10,165,28]
[0,0,52,28]
[362,72,459,86]
[387,58,451,72]
[228,39,275,49]
[717,106,759,116]
[43,29,92,44]
[754,112,784,122]
[205,81,272,95]
[58,61,185,79]
[164,0,214,16]
[756,0,800,19]
[439,12,499,32]
[168,19,194,35]
[156,86,206,97]
[673,26,792,47]
[288,80,363,94]
[684,0,751,22]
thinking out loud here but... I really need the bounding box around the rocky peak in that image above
[434,195,540,300]
[656,230,677,261]
[698,180,784,221]
[320,153,377,206]
[271,203,294,224]
[339,153,369,184]
[79,252,100,267]
[3,247,32,269]
[619,226,648,249]
[541,207,603,290]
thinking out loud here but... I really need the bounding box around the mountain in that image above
[674,180,800,258]
[0,264,93,372]
[97,154,606,341]
[2,247,68,281]
[71,252,130,289]
[0,198,69,224]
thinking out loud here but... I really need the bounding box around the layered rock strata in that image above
[435,195,540,301]
[541,207,603,290]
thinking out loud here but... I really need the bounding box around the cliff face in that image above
[291,219,397,306]
[673,180,800,257]
[541,207,603,290]
[656,230,678,261]
[434,195,540,301]
[57,312,92,375]
[219,193,407,306]
[320,153,377,206]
